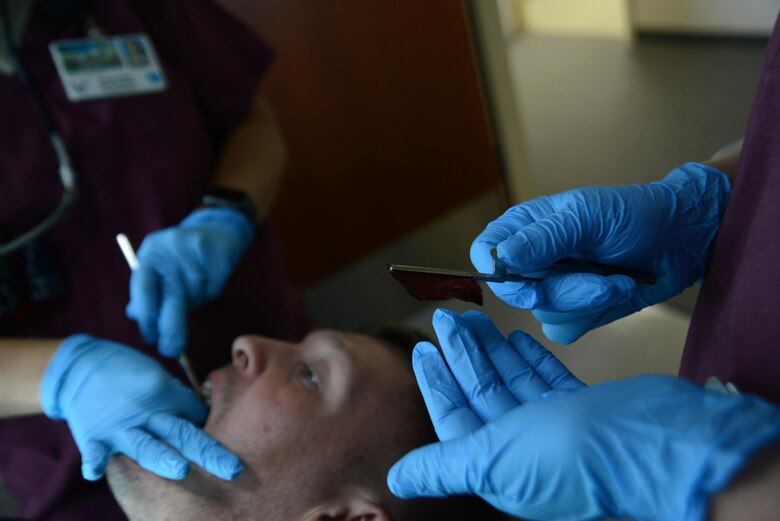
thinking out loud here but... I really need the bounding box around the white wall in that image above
[469,0,535,202]
[630,0,779,36]
[510,0,631,40]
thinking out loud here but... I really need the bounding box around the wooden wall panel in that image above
[217,0,501,287]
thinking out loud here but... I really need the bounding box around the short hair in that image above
[360,322,434,358]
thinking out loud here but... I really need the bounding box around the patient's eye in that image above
[297,363,319,390]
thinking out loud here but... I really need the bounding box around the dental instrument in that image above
[390,251,656,305]
[115,233,203,396]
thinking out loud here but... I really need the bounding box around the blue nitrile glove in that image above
[470,162,731,344]
[40,334,243,481]
[126,207,253,357]
[388,309,780,521]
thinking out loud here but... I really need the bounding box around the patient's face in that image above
[107,330,425,520]
[204,329,421,490]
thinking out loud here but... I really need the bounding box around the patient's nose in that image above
[231,336,269,378]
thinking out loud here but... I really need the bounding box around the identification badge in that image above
[49,33,167,101]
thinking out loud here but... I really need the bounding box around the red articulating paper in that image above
[390,269,483,306]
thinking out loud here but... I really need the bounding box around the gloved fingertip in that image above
[125,304,158,344]
[495,235,538,270]
[158,344,182,359]
[540,322,582,345]
[79,441,109,481]
[386,464,413,498]
[506,328,535,349]
[142,329,159,346]
[432,308,456,323]
[81,463,104,481]
[412,341,438,360]
[469,240,496,273]
[215,455,244,480]
[157,334,184,359]
[158,312,187,358]
[460,309,486,319]
[162,457,189,480]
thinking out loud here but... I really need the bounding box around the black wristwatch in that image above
[201,186,257,223]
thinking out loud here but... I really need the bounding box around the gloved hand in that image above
[40,334,243,481]
[470,162,731,344]
[388,309,780,521]
[126,207,253,357]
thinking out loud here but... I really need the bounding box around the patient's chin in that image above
[106,455,212,520]
[106,456,154,519]
[107,454,207,491]
[107,455,142,484]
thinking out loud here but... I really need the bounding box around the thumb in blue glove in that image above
[41,334,243,481]
[388,309,780,521]
[470,162,731,344]
[126,207,253,357]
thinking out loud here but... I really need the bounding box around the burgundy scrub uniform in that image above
[681,13,780,406]
[0,1,311,519]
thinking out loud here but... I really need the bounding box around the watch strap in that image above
[201,186,257,223]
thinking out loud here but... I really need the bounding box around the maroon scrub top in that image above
[0,1,311,519]
[680,13,780,406]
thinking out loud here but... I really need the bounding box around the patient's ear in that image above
[303,490,391,521]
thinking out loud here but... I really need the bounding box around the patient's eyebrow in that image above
[323,335,350,357]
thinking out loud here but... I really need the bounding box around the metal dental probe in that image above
[115,233,203,396]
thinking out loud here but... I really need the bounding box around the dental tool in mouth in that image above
[115,233,205,399]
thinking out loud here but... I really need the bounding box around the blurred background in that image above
[218,0,774,384]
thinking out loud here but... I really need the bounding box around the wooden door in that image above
[217,0,502,287]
